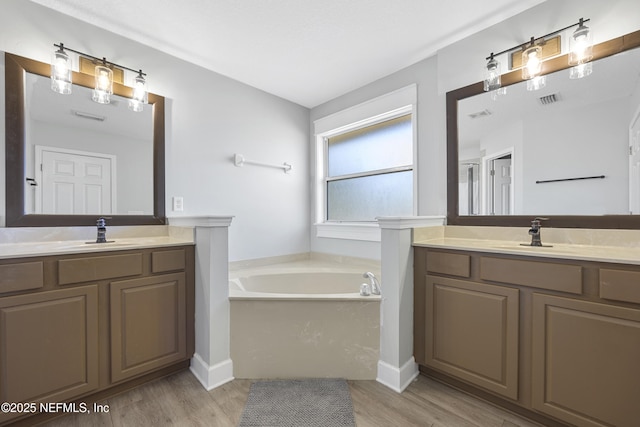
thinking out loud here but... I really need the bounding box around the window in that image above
[326,114,413,221]
[313,85,417,241]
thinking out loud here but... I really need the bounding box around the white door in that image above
[36,146,116,215]
[491,156,512,215]
[629,106,640,214]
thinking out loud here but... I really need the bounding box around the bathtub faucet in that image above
[363,272,381,295]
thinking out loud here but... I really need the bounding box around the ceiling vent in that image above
[538,93,561,105]
[468,109,492,119]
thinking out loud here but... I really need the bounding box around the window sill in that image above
[315,222,381,242]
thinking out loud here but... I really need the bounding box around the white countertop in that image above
[0,236,194,260]
[413,226,640,265]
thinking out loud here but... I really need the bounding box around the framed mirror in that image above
[447,29,640,228]
[5,52,166,226]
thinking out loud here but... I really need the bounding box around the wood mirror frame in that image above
[5,53,166,226]
[447,29,640,229]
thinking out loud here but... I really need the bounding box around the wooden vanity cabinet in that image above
[422,275,519,400]
[0,245,195,426]
[414,247,640,427]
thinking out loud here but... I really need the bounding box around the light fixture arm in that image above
[53,43,146,77]
[485,18,590,60]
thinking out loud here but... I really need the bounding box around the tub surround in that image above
[413,226,640,427]
[230,257,381,380]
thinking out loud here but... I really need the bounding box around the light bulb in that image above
[569,19,593,66]
[50,46,72,95]
[522,45,542,80]
[93,64,113,104]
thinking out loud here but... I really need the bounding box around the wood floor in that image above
[40,370,543,427]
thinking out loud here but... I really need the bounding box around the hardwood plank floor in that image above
[39,370,543,427]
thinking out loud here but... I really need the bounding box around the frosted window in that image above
[328,115,412,176]
[327,170,413,222]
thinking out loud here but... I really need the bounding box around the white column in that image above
[169,216,234,390]
[376,216,445,392]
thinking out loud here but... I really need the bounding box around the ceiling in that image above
[29,0,546,108]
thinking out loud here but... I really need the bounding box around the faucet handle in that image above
[531,217,548,226]
[96,217,106,227]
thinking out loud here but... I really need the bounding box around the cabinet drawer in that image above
[0,261,44,294]
[426,251,470,278]
[152,249,185,273]
[480,257,582,294]
[59,253,143,285]
[600,269,640,304]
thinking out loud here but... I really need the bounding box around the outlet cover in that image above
[172,196,184,212]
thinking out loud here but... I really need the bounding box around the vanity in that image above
[0,238,195,426]
[413,226,640,427]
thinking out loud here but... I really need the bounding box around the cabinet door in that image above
[532,294,640,427]
[110,273,186,383]
[0,286,99,423]
[424,275,519,399]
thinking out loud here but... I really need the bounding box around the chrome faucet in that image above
[96,217,108,243]
[363,272,381,295]
[527,217,548,246]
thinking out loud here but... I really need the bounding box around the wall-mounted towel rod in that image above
[536,175,605,184]
[234,153,292,174]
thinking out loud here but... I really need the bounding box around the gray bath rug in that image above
[238,378,356,427]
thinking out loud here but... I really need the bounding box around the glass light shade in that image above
[128,73,148,112]
[51,48,72,94]
[522,45,543,80]
[490,86,507,101]
[526,75,546,91]
[92,65,113,104]
[569,20,593,66]
[570,62,593,79]
[483,55,502,92]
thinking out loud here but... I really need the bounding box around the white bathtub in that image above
[229,261,381,379]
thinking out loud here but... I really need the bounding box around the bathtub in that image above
[229,259,381,380]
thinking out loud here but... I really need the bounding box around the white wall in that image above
[0,0,310,262]
[523,98,628,214]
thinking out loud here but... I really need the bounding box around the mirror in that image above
[447,29,640,228]
[5,53,166,226]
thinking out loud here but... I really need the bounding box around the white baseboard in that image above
[190,354,234,391]
[376,358,419,393]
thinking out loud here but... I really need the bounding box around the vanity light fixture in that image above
[50,43,72,94]
[50,43,148,111]
[482,18,592,93]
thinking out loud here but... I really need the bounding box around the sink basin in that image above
[54,241,134,250]
[490,243,583,255]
